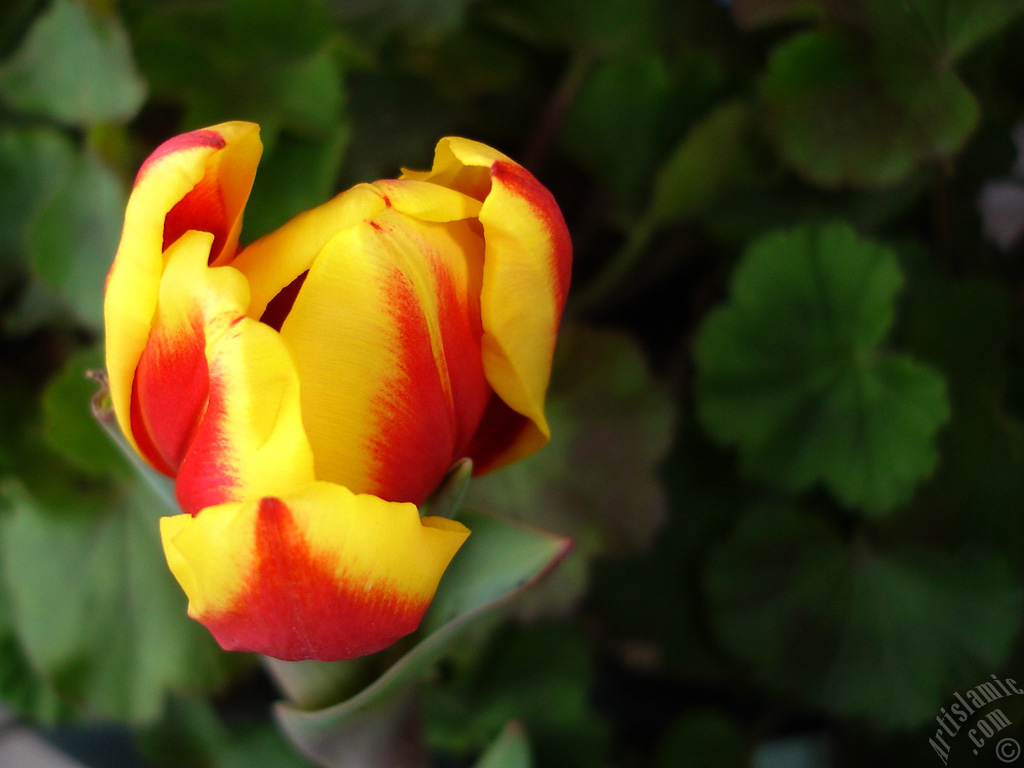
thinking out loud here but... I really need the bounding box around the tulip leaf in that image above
[0,0,145,126]
[274,510,570,768]
[422,458,473,521]
[762,30,977,188]
[474,722,532,768]
[694,222,949,514]
[30,150,126,331]
[704,505,1024,728]
[0,480,242,723]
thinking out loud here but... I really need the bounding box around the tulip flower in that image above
[104,122,571,661]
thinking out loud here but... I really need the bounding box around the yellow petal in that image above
[278,207,490,503]
[160,481,469,660]
[404,137,573,471]
[133,229,314,512]
[232,180,482,320]
[105,122,261,459]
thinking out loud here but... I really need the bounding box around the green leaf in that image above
[424,624,608,768]
[0,481,241,723]
[704,505,1024,728]
[657,710,748,768]
[241,127,350,241]
[591,420,745,683]
[0,570,70,724]
[475,722,532,768]
[0,0,38,56]
[340,71,450,188]
[273,510,569,767]
[489,0,656,55]
[729,0,821,29]
[900,277,1024,559]
[30,150,126,330]
[559,53,670,206]
[333,0,476,34]
[694,222,950,514]
[42,346,125,477]
[133,0,342,137]
[422,458,473,521]
[140,697,315,768]
[648,99,756,225]
[0,0,146,126]
[761,30,977,188]
[0,126,76,277]
[862,0,1024,63]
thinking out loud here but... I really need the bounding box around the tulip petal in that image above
[160,482,469,661]
[402,138,572,472]
[230,183,385,318]
[232,180,483,319]
[133,229,314,514]
[278,207,491,504]
[105,122,262,461]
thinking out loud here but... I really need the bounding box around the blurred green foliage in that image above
[1,0,1024,766]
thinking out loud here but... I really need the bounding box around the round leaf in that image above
[30,150,126,331]
[704,505,1024,728]
[0,482,242,723]
[0,0,145,126]
[694,222,950,514]
[761,30,977,188]
[42,346,125,477]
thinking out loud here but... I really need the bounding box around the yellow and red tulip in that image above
[104,122,571,661]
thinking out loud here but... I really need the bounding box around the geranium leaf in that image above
[42,346,125,478]
[862,0,1024,62]
[694,222,949,514]
[559,53,670,207]
[704,505,1023,728]
[0,126,76,279]
[30,150,126,331]
[761,30,977,188]
[0,481,242,723]
[0,0,145,126]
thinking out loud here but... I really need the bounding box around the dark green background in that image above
[2,0,1024,766]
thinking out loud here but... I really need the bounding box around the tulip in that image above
[104,122,571,661]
